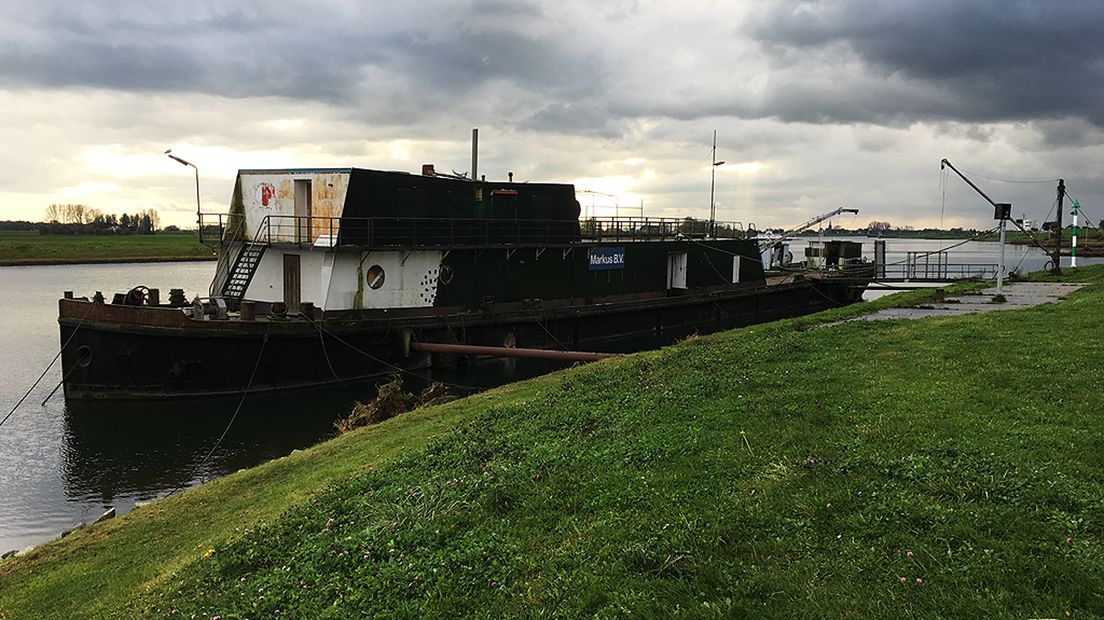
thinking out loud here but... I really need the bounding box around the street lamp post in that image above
[708,130,725,238]
[165,149,201,242]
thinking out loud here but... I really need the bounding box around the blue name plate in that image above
[588,246,625,270]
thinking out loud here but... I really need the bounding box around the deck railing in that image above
[580,217,745,241]
[198,213,749,250]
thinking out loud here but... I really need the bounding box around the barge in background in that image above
[58,164,870,400]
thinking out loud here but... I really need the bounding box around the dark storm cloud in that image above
[0,1,599,112]
[386,30,601,98]
[745,1,1104,131]
[523,101,624,137]
[0,5,367,100]
[469,0,544,18]
[1030,118,1104,149]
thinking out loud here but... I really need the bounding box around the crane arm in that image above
[946,159,1052,254]
[785,206,860,236]
[940,158,998,207]
[760,206,858,251]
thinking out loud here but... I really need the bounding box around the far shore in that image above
[0,255,217,267]
[0,231,215,266]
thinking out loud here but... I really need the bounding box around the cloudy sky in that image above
[1,0,1101,229]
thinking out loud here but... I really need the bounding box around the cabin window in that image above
[366,265,386,290]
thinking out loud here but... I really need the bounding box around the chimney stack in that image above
[471,128,478,182]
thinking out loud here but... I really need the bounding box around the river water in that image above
[0,262,554,552]
[0,239,1096,552]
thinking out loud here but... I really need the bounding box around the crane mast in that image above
[940,158,1013,293]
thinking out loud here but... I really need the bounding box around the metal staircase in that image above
[221,242,267,308]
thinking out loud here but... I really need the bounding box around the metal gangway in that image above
[872,243,999,282]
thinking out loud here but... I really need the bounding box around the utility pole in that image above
[1053,178,1064,273]
[166,149,201,242]
[1071,197,1081,268]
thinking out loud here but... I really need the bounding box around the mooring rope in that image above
[168,329,269,496]
[300,314,485,393]
[307,311,348,385]
[39,362,81,407]
[940,167,947,229]
[533,317,571,351]
[0,300,95,431]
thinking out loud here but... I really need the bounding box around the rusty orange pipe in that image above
[410,341,618,362]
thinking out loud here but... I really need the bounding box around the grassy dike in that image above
[0,232,214,265]
[2,274,1103,618]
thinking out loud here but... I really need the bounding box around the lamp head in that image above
[166,152,194,168]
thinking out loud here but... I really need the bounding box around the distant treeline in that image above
[799,222,1085,240]
[797,226,982,239]
[0,220,39,231]
[39,204,162,235]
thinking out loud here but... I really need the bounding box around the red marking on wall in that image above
[260,183,276,207]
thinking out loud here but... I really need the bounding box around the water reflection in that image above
[60,392,343,505]
[57,357,567,513]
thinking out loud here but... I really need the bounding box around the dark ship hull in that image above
[59,272,861,400]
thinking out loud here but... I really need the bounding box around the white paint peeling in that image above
[244,246,444,311]
[239,170,350,242]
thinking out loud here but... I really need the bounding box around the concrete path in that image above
[853,282,1085,321]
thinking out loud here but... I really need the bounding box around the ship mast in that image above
[708,130,725,238]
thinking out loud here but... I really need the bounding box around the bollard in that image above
[240,300,256,321]
[168,288,187,307]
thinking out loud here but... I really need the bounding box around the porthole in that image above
[366,265,386,290]
[439,264,454,285]
[76,345,94,368]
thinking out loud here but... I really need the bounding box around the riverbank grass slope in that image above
[1,272,1102,617]
[0,231,213,265]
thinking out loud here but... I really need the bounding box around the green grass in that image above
[0,232,214,264]
[1,273,1102,618]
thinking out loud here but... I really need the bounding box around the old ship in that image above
[57,163,869,399]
